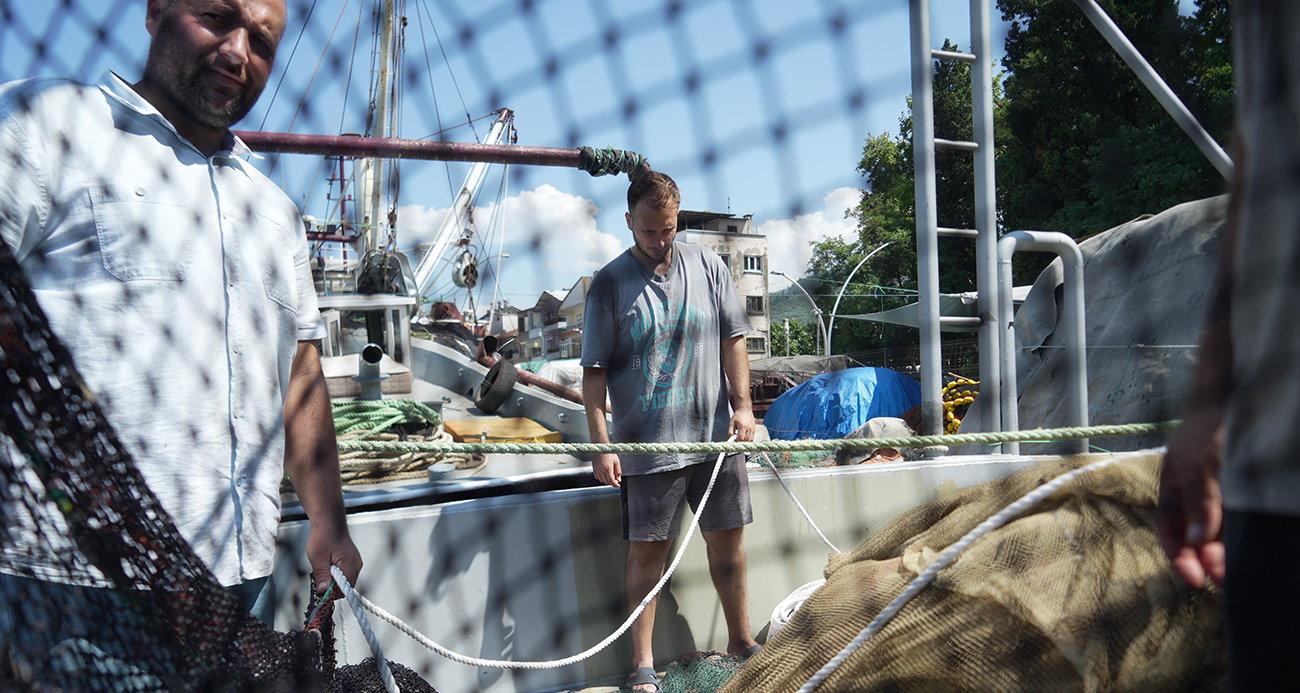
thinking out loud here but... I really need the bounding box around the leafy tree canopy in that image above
[804,1,1230,356]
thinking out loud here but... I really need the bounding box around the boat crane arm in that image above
[409,110,514,298]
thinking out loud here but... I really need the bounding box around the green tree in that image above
[998,0,1232,238]
[769,317,820,357]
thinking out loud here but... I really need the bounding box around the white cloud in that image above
[395,184,625,299]
[756,187,861,278]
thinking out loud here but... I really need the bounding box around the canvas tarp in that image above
[956,195,1227,453]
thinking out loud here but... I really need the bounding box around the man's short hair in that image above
[627,167,680,214]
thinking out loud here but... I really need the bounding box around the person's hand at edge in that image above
[593,452,622,487]
[306,521,363,596]
[729,407,756,443]
[1157,404,1227,590]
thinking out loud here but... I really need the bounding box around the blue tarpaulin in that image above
[762,367,921,440]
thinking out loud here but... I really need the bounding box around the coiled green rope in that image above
[332,400,443,439]
[336,420,1178,455]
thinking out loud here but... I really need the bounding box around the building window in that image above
[743,255,762,272]
[746,296,764,314]
[718,254,730,269]
[727,224,738,233]
[746,337,766,353]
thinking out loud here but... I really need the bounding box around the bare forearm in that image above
[721,335,752,413]
[284,342,348,532]
[583,367,612,444]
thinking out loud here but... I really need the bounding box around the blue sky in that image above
[0,0,1199,310]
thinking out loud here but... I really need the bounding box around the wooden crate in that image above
[443,417,563,444]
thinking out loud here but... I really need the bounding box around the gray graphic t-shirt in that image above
[581,242,751,475]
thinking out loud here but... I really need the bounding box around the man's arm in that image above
[1156,150,1239,590]
[284,340,363,594]
[720,335,755,442]
[583,366,622,487]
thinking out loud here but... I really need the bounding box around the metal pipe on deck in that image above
[475,338,589,407]
[997,231,1089,454]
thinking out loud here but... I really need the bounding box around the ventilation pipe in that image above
[352,343,389,401]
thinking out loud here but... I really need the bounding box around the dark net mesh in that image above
[0,1,1230,692]
[0,238,327,691]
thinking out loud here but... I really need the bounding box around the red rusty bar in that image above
[234,131,583,168]
[306,233,357,243]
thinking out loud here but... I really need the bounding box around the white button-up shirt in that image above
[0,73,325,586]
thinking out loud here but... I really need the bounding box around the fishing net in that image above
[656,651,746,693]
[0,221,434,691]
[0,237,332,689]
[718,453,1227,693]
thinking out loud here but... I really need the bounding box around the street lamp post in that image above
[826,241,894,356]
[770,270,827,356]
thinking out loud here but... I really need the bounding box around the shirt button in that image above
[135,188,146,197]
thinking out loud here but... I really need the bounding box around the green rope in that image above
[578,145,648,177]
[1105,345,1136,405]
[332,399,443,440]
[336,420,1179,455]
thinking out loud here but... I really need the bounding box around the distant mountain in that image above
[769,280,822,326]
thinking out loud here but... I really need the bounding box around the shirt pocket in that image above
[91,188,195,282]
[254,213,299,315]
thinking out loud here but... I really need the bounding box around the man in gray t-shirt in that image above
[581,169,760,691]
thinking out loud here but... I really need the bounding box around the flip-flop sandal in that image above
[625,666,660,692]
[742,644,763,659]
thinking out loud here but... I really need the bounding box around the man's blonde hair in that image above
[627,167,680,214]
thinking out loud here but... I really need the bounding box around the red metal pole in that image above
[234,131,583,168]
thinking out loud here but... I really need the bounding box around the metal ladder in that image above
[908,0,1001,448]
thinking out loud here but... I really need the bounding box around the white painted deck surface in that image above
[276,446,1105,693]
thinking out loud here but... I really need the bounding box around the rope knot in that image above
[578,145,648,177]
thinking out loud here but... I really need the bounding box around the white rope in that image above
[332,565,399,693]
[769,579,826,638]
[338,439,736,670]
[794,453,1127,693]
[759,452,840,554]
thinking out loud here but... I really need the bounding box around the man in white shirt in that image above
[0,0,361,627]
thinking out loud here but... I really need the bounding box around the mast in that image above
[364,0,396,256]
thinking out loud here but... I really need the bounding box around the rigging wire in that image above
[415,111,505,141]
[422,0,480,142]
[268,0,354,175]
[302,0,367,215]
[411,0,458,204]
[256,0,319,131]
[475,163,512,319]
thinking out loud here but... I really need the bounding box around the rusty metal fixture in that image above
[235,131,581,167]
[476,337,588,407]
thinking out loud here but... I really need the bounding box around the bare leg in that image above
[627,538,672,691]
[702,527,759,655]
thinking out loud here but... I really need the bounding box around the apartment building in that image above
[677,210,771,358]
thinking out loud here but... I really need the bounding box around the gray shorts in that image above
[621,453,753,541]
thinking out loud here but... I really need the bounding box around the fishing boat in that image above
[236,0,1231,691]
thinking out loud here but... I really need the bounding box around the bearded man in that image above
[0,0,361,642]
